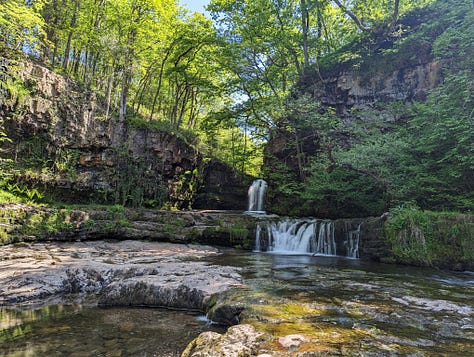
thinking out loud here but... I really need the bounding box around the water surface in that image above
[0,305,221,357]
[1,249,473,356]
[209,251,474,355]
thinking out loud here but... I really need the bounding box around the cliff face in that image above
[308,60,442,119]
[0,59,247,209]
[261,0,470,219]
[265,58,442,176]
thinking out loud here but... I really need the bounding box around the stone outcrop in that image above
[194,161,252,211]
[98,264,242,311]
[182,324,267,357]
[0,240,243,311]
[307,61,441,119]
[0,58,248,209]
[265,58,442,168]
[359,215,394,263]
[4,203,470,270]
[263,9,451,219]
[0,204,261,249]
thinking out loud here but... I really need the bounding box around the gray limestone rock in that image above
[0,240,242,310]
[181,324,266,357]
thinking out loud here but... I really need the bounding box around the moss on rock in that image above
[385,206,474,270]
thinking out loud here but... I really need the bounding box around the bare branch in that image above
[332,0,373,32]
[333,0,402,34]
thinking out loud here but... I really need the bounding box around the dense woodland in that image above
[0,0,473,217]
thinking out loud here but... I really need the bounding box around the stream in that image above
[1,248,473,356]
[0,304,223,356]
[209,251,474,356]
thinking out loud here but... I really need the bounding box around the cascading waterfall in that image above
[344,223,361,259]
[246,179,267,213]
[315,221,336,255]
[254,218,361,258]
[267,220,316,253]
[254,224,262,252]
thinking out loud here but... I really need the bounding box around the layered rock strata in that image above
[0,240,242,324]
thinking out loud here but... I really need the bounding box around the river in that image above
[1,247,473,356]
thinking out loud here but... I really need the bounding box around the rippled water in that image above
[0,305,222,357]
[209,251,474,356]
[1,250,473,356]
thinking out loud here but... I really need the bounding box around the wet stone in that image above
[278,334,308,349]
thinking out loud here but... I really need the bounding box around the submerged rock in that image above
[278,334,307,350]
[207,303,246,326]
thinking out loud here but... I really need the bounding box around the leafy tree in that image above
[267,0,473,216]
[0,0,46,52]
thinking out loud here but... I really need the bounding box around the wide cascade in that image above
[246,179,268,213]
[255,219,360,258]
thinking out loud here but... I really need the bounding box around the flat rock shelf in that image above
[0,240,243,309]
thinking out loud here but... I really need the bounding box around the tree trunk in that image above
[62,0,80,71]
[150,49,171,120]
[301,0,310,70]
[105,62,115,120]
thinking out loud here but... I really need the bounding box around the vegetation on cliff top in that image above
[0,0,472,220]
[265,0,473,218]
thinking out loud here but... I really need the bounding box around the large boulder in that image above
[182,324,267,357]
[98,262,243,310]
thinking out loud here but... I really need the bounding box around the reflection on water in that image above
[0,305,222,357]
[1,250,473,356]
[209,251,474,355]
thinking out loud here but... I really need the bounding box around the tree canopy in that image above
[0,0,472,215]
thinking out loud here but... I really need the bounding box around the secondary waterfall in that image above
[247,179,267,213]
[255,218,361,258]
[344,223,361,259]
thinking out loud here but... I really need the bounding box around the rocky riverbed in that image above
[2,241,473,356]
[0,240,268,356]
[0,240,243,316]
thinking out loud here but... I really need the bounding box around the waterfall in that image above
[315,221,336,255]
[344,223,361,259]
[258,219,336,255]
[247,179,267,213]
[254,224,262,252]
[254,218,361,258]
[267,220,315,253]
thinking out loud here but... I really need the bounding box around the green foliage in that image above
[229,225,250,249]
[0,58,31,114]
[161,217,187,235]
[6,182,44,203]
[125,115,198,147]
[271,0,474,217]
[300,159,387,218]
[0,207,79,245]
[104,204,130,230]
[0,0,46,52]
[264,94,387,218]
[1,0,472,215]
[202,126,264,176]
[385,205,474,269]
[108,150,168,208]
[173,168,202,210]
[0,189,23,204]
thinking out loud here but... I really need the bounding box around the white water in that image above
[247,179,267,213]
[344,223,361,259]
[255,219,360,258]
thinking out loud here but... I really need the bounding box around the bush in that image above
[385,205,474,269]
